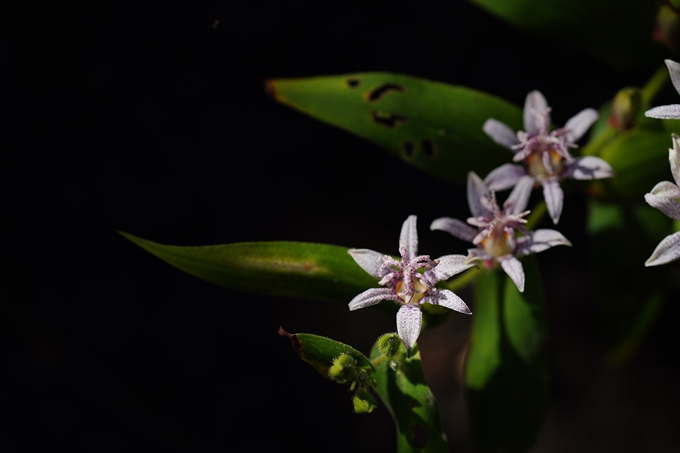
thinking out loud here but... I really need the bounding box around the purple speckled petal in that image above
[499,255,525,293]
[467,172,493,218]
[483,119,520,149]
[465,248,489,263]
[431,254,475,282]
[348,248,385,279]
[670,135,680,187]
[646,231,680,266]
[524,90,550,134]
[430,217,478,242]
[644,105,680,119]
[348,287,395,311]
[485,164,528,191]
[563,156,614,180]
[504,175,534,215]
[427,289,472,314]
[541,177,564,224]
[667,59,680,96]
[396,305,422,355]
[516,229,572,256]
[645,188,680,220]
[399,215,418,261]
[563,108,598,143]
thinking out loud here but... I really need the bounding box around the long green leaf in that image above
[119,232,377,303]
[467,0,663,70]
[267,73,522,185]
[465,258,548,453]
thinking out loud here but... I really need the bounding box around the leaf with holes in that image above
[467,0,662,70]
[266,73,522,185]
[465,257,548,453]
[119,231,377,303]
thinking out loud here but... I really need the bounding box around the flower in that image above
[645,59,680,119]
[483,90,614,224]
[644,134,680,266]
[431,172,571,292]
[348,215,473,354]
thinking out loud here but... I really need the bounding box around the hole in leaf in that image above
[420,139,436,158]
[403,141,416,159]
[411,423,429,449]
[366,83,405,102]
[347,78,361,88]
[372,111,408,128]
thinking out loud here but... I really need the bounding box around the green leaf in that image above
[119,232,377,303]
[267,73,522,185]
[370,342,448,453]
[465,258,548,453]
[467,0,663,70]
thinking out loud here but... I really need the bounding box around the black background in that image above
[1,1,679,452]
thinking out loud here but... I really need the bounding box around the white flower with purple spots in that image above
[348,215,473,355]
[645,59,680,119]
[483,90,614,224]
[645,134,680,266]
[431,172,571,292]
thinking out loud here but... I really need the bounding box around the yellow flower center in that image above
[527,150,563,179]
[481,229,514,258]
[395,279,428,305]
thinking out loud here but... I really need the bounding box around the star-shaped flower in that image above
[645,59,680,119]
[348,215,473,354]
[645,134,680,266]
[431,172,571,292]
[483,90,614,224]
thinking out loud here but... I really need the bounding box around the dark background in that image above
[1,1,679,452]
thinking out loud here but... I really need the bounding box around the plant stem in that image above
[641,63,670,105]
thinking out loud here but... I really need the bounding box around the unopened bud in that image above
[608,88,641,131]
[377,333,401,357]
[353,388,377,414]
[653,3,680,50]
[328,353,357,383]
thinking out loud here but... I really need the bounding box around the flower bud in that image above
[328,353,357,383]
[608,87,641,131]
[353,388,377,414]
[653,3,680,50]
[377,333,401,357]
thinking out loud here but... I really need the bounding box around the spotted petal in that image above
[516,229,571,256]
[644,105,680,119]
[430,217,478,242]
[563,108,598,143]
[431,254,475,282]
[499,255,525,293]
[504,175,534,215]
[483,119,520,150]
[425,289,472,314]
[563,156,614,180]
[670,134,680,187]
[467,172,493,218]
[645,184,680,220]
[348,287,396,310]
[399,215,419,261]
[524,90,550,134]
[396,304,422,355]
[484,163,527,191]
[348,248,385,279]
[667,59,680,96]
[541,177,564,224]
[646,231,680,266]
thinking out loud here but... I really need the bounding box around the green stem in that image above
[581,126,617,156]
[525,200,547,230]
[371,354,389,368]
[641,62,670,106]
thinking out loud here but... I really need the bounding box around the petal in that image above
[348,287,396,310]
[399,215,418,260]
[516,229,572,256]
[645,190,680,220]
[648,180,680,198]
[485,164,527,191]
[482,119,520,149]
[499,255,525,293]
[666,59,680,96]
[348,248,385,279]
[467,172,493,218]
[431,254,475,281]
[504,175,535,215]
[524,90,550,134]
[465,248,489,263]
[645,231,680,266]
[670,134,680,187]
[426,289,472,314]
[562,156,615,180]
[396,305,422,356]
[541,177,564,224]
[644,105,680,119]
[563,108,598,143]
[430,217,478,242]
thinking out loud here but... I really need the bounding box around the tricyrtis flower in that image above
[645,134,680,266]
[431,172,571,292]
[348,215,473,354]
[483,90,614,224]
[645,60,680,119]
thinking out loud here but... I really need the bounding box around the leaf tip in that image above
[264,79,279,100]
[278,326,301,352]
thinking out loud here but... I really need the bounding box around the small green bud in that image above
[608,87,641,131]
[353,388,377,414]
[377,333,401,358]
[328,353,357,383]
[653,4,680,50]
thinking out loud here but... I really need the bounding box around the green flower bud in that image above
[353,388,377,414]
[377,333,401,358]
[653,4,680,50]
[328,353,357,383]
[608,87,641,131]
